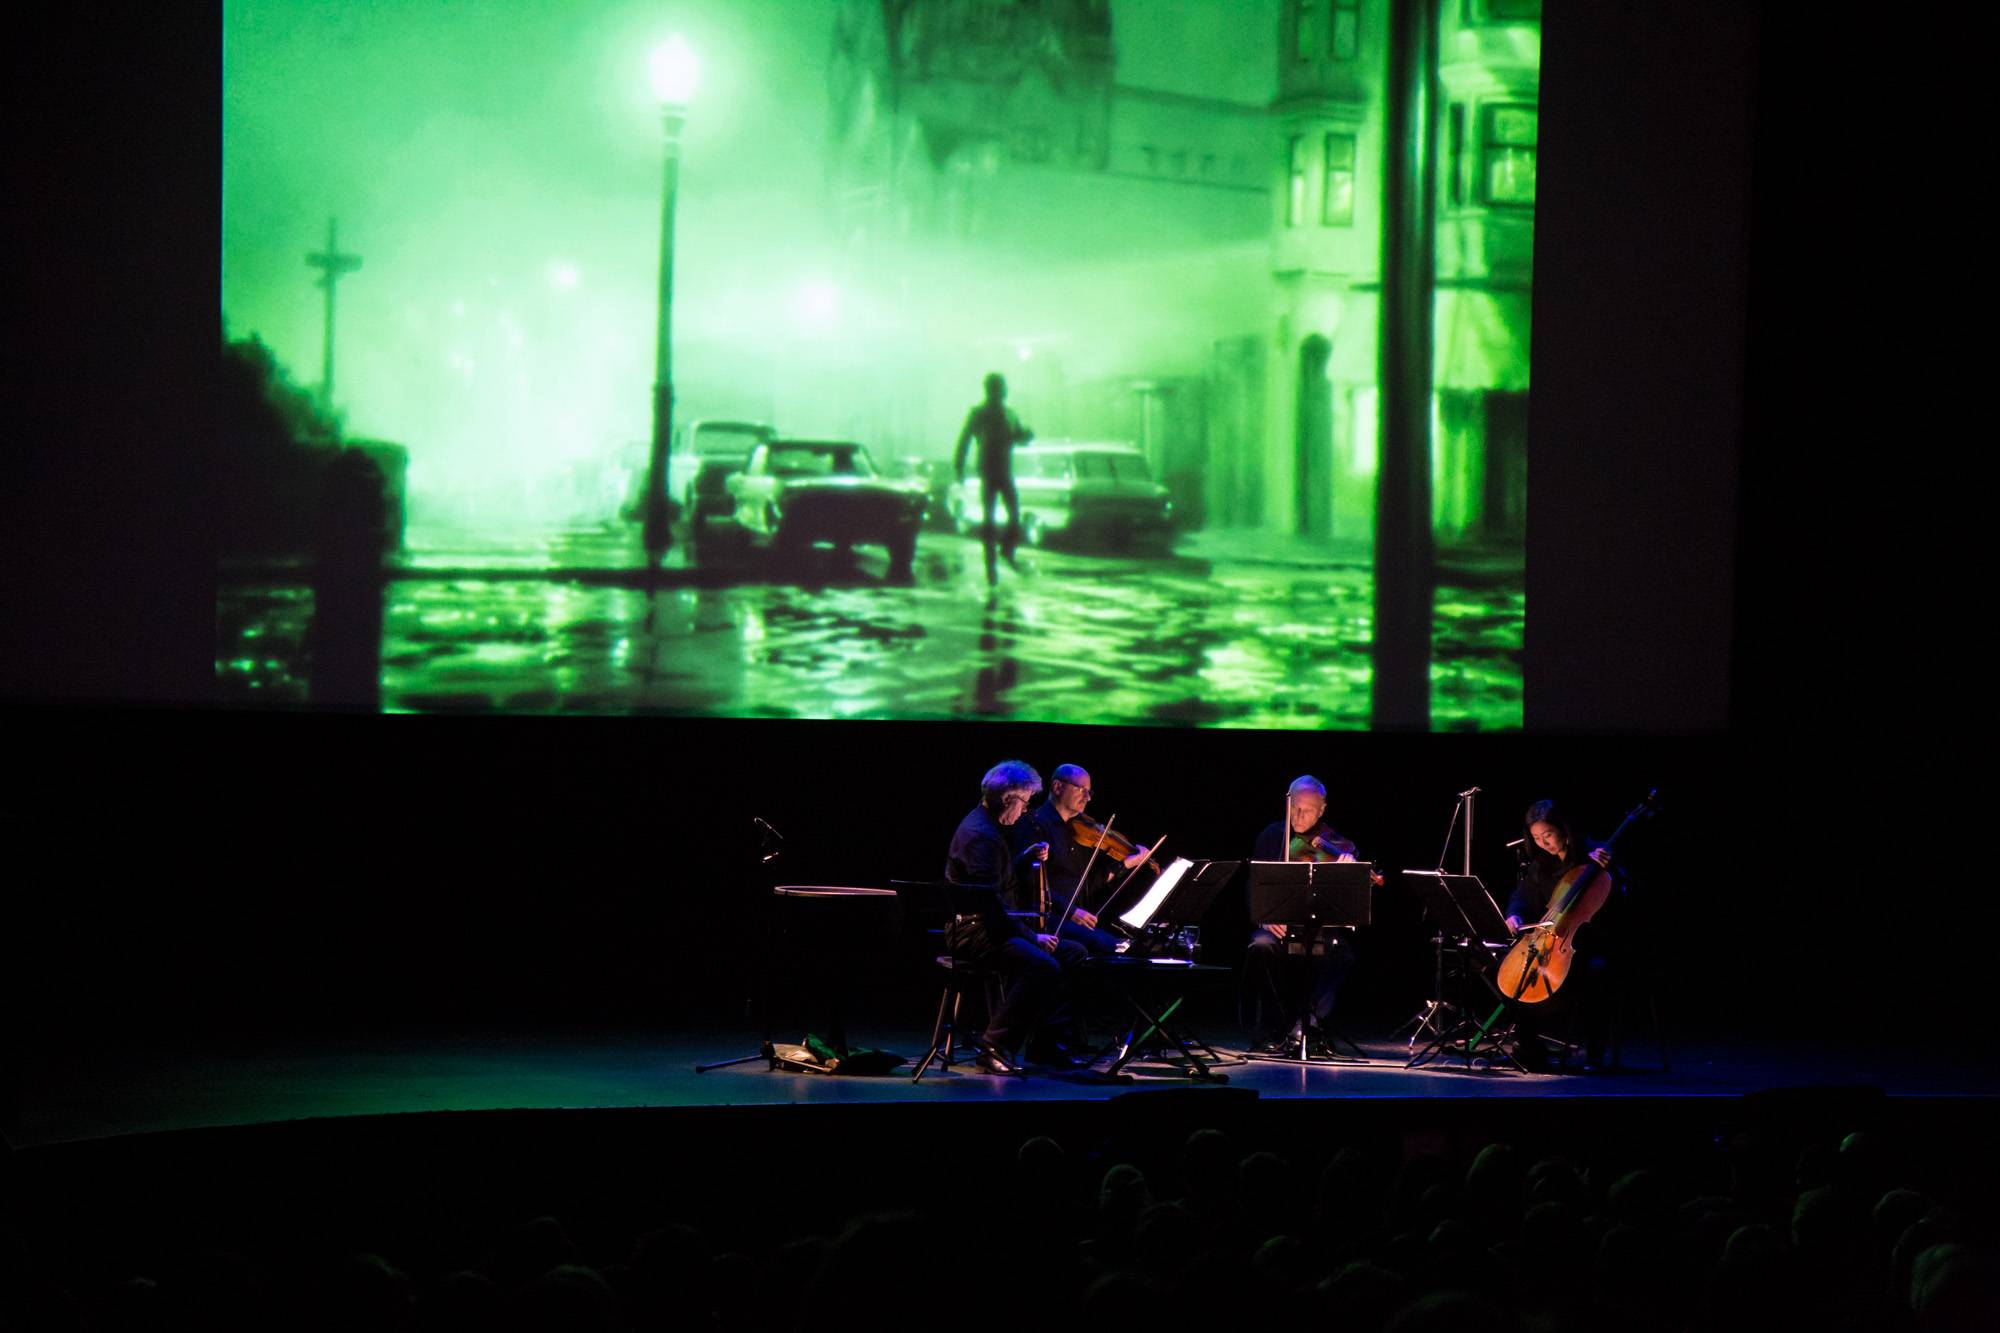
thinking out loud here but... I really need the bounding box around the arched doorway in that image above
[1295,334,1333,538]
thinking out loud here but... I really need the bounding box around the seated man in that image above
[1243,775,1362,1057]
[945,760,1092,1072]
[1009,763,1152,956]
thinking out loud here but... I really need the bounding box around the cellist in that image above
[1009,764,1150,956]
[1505,799,1619,1071]
[1243,775,1363,1057]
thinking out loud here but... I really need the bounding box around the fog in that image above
[223,0,1284,528]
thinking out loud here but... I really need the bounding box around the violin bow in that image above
[1100,832,1168,918]
[1059,813,1115,933]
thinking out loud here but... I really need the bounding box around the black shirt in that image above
[1009,801,1116,910]
[945,803,1038,935]
[1507,839,1614,924]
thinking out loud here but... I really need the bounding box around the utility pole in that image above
[1373,0,1439,729]
[306,218,363,416]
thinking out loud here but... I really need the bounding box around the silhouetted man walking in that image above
[955,372,1033,586]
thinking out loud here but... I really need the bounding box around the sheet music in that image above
[1118,856,1195,931]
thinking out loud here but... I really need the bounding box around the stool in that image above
[912,953,1007,1082]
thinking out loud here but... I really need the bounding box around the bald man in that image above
[1010,764,1151,956]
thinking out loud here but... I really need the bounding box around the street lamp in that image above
[642,34,700,566]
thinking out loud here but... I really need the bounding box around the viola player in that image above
[1243,775,1362,1058]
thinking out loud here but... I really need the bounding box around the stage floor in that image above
[15,1020,1995,1148]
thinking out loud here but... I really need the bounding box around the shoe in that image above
[974,1045,1019,1075]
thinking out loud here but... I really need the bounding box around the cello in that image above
[1494,790,1659,1005]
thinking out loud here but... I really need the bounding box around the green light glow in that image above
[221,0,1533,728]
[649,34,701,105]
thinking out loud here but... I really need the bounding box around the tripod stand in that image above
[1396,786,1484,1046]
[1402,870,1524,1072]
[694,817,790,1073]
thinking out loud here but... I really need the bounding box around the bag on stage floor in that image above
[799,1033,907,1076]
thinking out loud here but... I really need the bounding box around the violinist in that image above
[1505,799,1619,1071]
[944,760,1092,1073]
[1243,775,1362,1057]
[1011,764,1150,956]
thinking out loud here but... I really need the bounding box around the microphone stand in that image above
[695,817,787,1072]
[1398,788,1479,1049]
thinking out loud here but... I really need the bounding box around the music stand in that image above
[1403,871,1529,1073]
[1397,871,1509,1051]
[1116,857,1237,937]
[1081,858,1239,1081]
[1243,860,1374,1064]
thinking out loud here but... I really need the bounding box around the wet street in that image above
[217,524,1522,728]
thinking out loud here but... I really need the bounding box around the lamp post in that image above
[642,35,700,566]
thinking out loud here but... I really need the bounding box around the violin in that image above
[1494,790,1659,1005]
[1069,814,1163,878]
[1288,825,1385,886]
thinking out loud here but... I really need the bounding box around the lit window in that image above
[1321,133,1355,225]
[1287,135,1308,225]
[1332,0,1360,59]
[1462,0,1541,21]
[1481,104,1537,206]
[1446,103,1466,207]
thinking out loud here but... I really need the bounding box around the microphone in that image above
[1458,786,1481,797]
[1504,837,1525,848]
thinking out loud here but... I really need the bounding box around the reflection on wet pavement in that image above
[216,524,1522,728]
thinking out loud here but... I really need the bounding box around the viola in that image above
[1494,790,1659,1005]
[1288,825,1385,885]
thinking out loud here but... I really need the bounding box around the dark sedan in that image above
[720,439,925,575]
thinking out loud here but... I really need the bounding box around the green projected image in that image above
[219,0,1535,728]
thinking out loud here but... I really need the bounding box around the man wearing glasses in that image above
[944,760,1091,1072]
[1243,775,1362,1057]
[1012,764,1152,956]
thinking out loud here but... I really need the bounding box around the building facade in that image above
[1248,0,1536,547]
[826,0,1538,547]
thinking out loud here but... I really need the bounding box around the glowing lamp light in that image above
[649,36,700,105]
[794,279,839,333]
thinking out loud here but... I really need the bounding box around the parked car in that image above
[721,438,926,574]
[621,419,775,526]
[884,456,959,532]
[948,441,1174,550]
